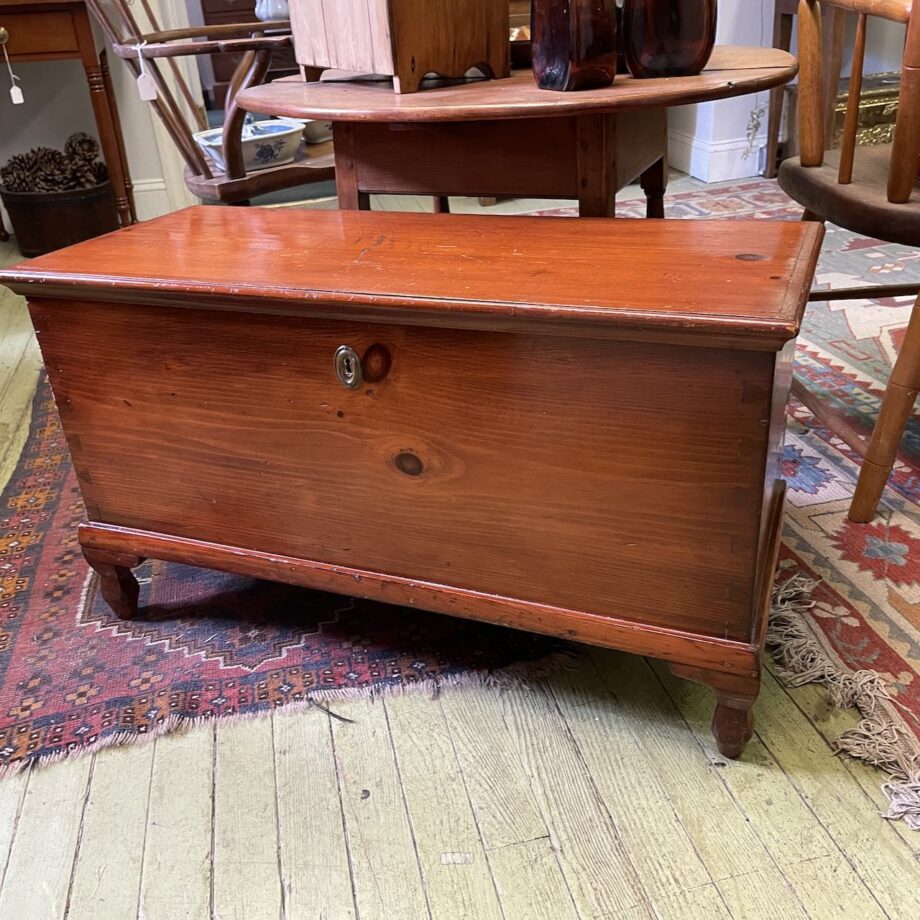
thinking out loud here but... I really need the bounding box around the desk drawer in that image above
[1,11,79,58]
[32,298,774,643]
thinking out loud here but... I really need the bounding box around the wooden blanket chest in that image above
[0,208,823,758]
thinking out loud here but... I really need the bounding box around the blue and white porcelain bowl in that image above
[193,118,307,173]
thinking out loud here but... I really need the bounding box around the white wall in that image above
[669,0,908,183]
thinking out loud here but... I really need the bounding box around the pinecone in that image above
[31,147,72,192]
[64,132,100,166]
[68,158,99,190]
[0,151,39,192]
[1,138,108,193]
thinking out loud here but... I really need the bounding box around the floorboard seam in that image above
[439,696,509,920]
[326,709,363,920]
[61,755,96,920]
[381,698,435,920]
[644,658,814,920]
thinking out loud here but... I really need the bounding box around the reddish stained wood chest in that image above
[0,208,823,757]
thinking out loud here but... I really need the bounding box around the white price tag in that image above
[136,71,157,101]
[134,42,157,102]
[2,44,22,105]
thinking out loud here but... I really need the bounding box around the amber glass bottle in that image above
[623,0,717,78]
[531,0,617,91]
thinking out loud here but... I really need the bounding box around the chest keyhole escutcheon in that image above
[334,345,363,390]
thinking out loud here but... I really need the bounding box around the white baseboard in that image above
[668,129,764,183]
[130,178,175,221]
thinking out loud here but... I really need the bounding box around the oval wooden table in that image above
[239,46,797,218]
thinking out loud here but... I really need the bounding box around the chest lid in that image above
[0,207,822,351]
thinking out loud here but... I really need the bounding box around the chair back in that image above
[87,0,217,181]
[796,0,919,203]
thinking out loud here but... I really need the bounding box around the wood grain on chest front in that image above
[33,298,775,643]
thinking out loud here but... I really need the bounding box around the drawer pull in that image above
[334,345,363,389]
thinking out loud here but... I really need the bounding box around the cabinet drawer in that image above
[2,11,79,58]
[33,298,773,643]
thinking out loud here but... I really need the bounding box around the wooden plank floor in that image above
[1,189,919,920]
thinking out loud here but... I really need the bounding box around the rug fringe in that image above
[0,648,577,780]
[766,573,920,830]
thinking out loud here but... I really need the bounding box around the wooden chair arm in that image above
[817,0,911,23]
[112,33,292,62]
[143,20,290,44]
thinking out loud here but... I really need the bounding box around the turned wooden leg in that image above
[100,50,137,225]
[711,691,756,759]
[764,11,793,178]
[669,663,759,759]
[83,61,133,229]
[640,156,668,219]
[850,292,920,522]
[82,547,143,620]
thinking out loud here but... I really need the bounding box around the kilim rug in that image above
[538,181,920,823]
[1,179,919,822]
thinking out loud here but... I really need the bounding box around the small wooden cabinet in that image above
[289,0,510,93]
[0,207,823,758]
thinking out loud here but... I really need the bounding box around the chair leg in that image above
[850,293,920,522]
[765,11,793,178]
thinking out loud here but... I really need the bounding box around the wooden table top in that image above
[0,207,822,349]
[238,46,797,123]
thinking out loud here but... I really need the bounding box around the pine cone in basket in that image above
[91,161,109,185]
[68,158,99,190]
[1,138,107,193]
[31,147,73,192]
[64,132,100,166]
[0,151,39,193]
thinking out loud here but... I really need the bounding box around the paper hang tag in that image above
[136,71,157,101]
[133,41,157,102]
[2,44,22,104]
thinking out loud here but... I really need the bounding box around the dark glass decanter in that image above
[623,0,717,78]
[531,0,617,91]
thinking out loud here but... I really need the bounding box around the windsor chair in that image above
[778,0,920,522]
[764,0,846,178]
[86,0,334,205]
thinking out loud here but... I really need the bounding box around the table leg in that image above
[576,114,617,218]
[640,155,668,219]
[100,50,137,224]
[75,9,132,227]
[333,123,372,210]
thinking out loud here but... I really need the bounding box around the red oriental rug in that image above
[0,178,919,809]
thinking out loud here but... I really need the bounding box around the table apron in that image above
[334,109,667,201]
